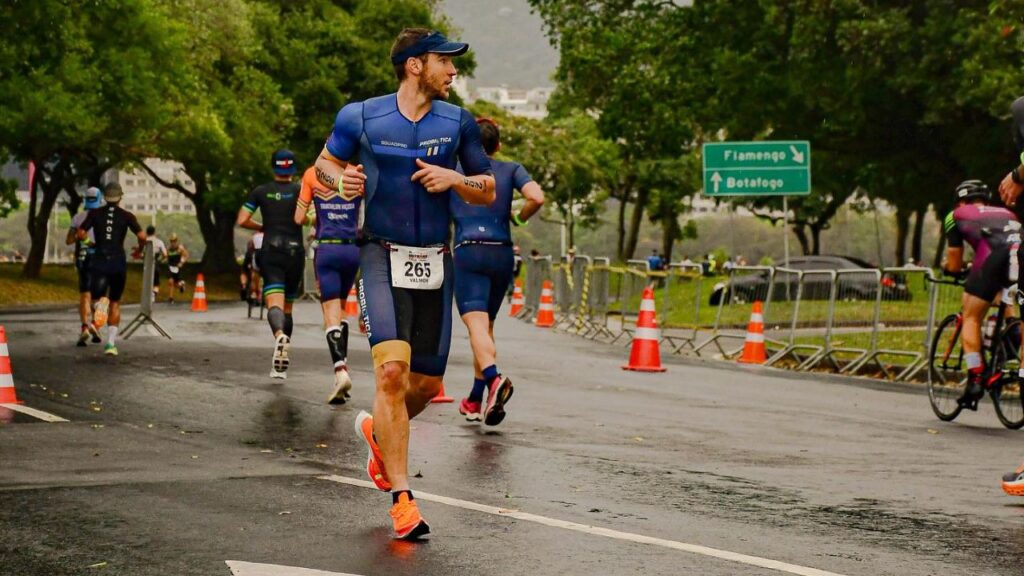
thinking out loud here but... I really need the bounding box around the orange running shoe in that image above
[1002,462,1024,496]
[390,492,430,540]
[354,411,391,491]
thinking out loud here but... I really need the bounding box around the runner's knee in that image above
[377,360,408,395]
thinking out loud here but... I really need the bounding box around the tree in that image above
[0,0,191,277]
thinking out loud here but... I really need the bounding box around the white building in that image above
[456,78,552,119]
[106,159,195,214]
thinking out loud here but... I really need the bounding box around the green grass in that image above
[0,263,241,308]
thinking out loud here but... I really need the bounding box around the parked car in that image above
[709,256,912,305]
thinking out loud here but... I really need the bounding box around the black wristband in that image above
[1012,167,1024,185]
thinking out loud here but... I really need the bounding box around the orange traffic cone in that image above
[191,273,208,312]
[345,287,359,318]
[622,286,666,372]
[0,326,22,404]
[738,301,767,364]
[509,279,524,317]
[534,280,555,328]
[430,381,454,403]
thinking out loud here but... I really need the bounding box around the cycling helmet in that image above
[954,180,989,203]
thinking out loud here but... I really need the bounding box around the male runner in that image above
[314,28,495,539]
[295,166,361,404]
[66,186,103,346]
[77,183,146,356]
[165,233,189,303]
[994,96,1024,495]
[144,226,167,301]
[453,118,544,425]
[942,180,1021,410]
[237,149,303,379]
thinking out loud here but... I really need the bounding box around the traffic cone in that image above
[534,280,555,328]
[191,273,208,312]
[509,279,524,317]
[430,381,454,404]
[345,287,359,318]
[622,286,666,372]
[0,326,22,404]
[738,301,767,364]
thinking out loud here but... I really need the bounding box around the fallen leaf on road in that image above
[315,443,328,448]
[278,511,291,515]
[190,455,199,459]
[260,449,273,453]
[413,471,423,478]
[632,436,644,442]
[91,424,104,430]
[927,429,939,435]
[147,424,154,429]
[87,561,107,569]
[60,393,68,398]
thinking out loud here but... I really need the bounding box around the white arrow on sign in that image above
[710,172,722,193]
[226,561,363,576]
[789,145,805,164]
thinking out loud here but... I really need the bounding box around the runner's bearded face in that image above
[420,54,456,100]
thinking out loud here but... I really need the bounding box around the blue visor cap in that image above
[390,32,469,65]
[84,186,102,209]
[272,149,296,176]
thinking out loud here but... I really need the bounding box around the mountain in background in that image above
[438,0,558,89]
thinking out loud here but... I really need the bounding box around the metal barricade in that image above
[567,255,594,334]
[582,258,615,340]
[610,262,652,345]
[810,268,882,372]
[661,263,704,353]
[758,269,836,368]
[847,267,933,380]
[522,255,552,320]
[693,266,776,358]
[763,267,807,366]
[552,256,574,326]
[915,269,970,383]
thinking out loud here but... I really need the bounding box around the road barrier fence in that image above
[515,254,952,382]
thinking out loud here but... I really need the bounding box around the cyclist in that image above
[294,166,361,404]
[313,28,494,539]
[76,183,147,356]
[453,117,544,425]
[237,149,303,379]
[942,180,1022,410]
[66,186,103,346]
[165,233,189,303]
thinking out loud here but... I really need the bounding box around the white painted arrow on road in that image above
[226,561,363,576]
[789,145,805,164]
[711,171,722,192]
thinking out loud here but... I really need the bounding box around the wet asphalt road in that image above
[1,302,1024,576]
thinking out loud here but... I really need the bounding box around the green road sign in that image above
[702,141,811,196]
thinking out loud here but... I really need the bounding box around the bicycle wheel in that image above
[993,318,1024,429]
[928,313,966,421]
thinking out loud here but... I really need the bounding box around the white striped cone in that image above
[623,285,666,372]
[0,326,20,404]
[738,301,767,364]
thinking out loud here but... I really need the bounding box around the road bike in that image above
[927,277,1024,429]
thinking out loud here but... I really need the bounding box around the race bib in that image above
[389,244,444,290]
[169,266,180,274]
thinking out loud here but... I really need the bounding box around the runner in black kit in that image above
[67,186,103,346]
[77,183,146,356]
[237,149,303,379]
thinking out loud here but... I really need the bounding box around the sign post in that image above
[702,141,812,268]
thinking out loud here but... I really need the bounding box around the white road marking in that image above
[225,560,362,576]
[0,403,68,422]
[319,474,848,576]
